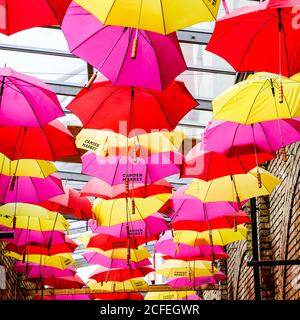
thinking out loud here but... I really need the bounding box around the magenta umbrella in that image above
[88,213,169,238]
[81,151,183,186]
[0,67,64,127]
[203,119,300,159]
[167,272,227,288]
[155,231,228,261]
[61,2,186,91]
[83,252,151,269]
[0,174,64,204]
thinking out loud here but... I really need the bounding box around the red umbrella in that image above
[67,80,198,137]
[0,120,78,161]
[40,188,93,220]
[29,275,85,289]
[92,293,143,300]
[81,178,173,199]
[90,267,154,283]
[207,0,300,78]
[0,0,71,35]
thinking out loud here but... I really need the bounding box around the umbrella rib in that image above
[5,0,9,34]
[103,0,117,26]
[259,123,276,153]
[45,0,61,23]
[281,13,291,77]
[159,0,167,35]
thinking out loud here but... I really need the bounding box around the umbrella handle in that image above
[236,194,242,210]
[281,146,287,162]
[257,171,262,189]
[10,175,17,191]
[279,82,284,104]
[84,73,97,89]
[131,199,136,215]
[131,36,139,59]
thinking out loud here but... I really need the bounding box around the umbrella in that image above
[0,154,57,178]
[93,194,171,226]
[212,73,300,124]
[92,293,143,300]
[206,0,300,77]
[41,188,93,220]
[185,168,281,203]
[14,262,77,278]
[181,141,274,181]
[0,120,78,161]
[88,278,148,292]
[81,178,173,199]
[166,272,227,288]
[145,291,197,300]
[28,275,85,289]
[33,294,93,300]
[62,3,186,91]
[154,231,228,261]
[0,68,63,126]
[73,0,220,34]
[174,226,248,246]
[67,80,198,137]
[76,129,184,156]
[0,1,71,35]
[204,119,300,162]
[82,151,183,186]
[0,174,64,204]
[179,294,203,301]
[89,267,154,283]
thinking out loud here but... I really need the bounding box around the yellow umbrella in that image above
[185,167,281,203]
[76,129,184,156]
[5,252,75,270]
[92,194,171,226]
[88,278,148,292]
[145,291,197,300]
[0,154,57,178]
[174,225,248,246]
[213,72,300,124]
[74,0,221,35]
[156,260,215,278]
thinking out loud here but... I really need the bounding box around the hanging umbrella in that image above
[67,80,198,137]
[154,231,228,261]
[92,293,143,300]
[82,151,183,186]
[89,267,154,283]
[204,119,300,162]
[62,3,186,91]
[206,1,300,77]
[73,0,220,34]
[145,291,198,300]
[41,188,93,220]
[181,141,274,181]
[76,129,184,156]
[0,154,57,178]
[81,178,173,199]
[185,168,281,204]
[93,194,171,226]
[0,174,64,204]
[28,275,86,289]
[166,272,227,288]
[0,120,78,161]
[179,294,203,301]
[0,68,63,126]
[174,226,248,246]
[88,278,148,292]
[0,1,71,35]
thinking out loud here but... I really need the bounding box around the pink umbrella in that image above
[14,262,76,278]
[61,2,186,91]
[179,294,203,301]
[160,186,249,232]
[83,252,151,269]
[81,178,173,199]
[81,151,183,186]
[0,67,63,127]
[155,231,228,261]
[0,174,64,204]
[203,119,300,158]
[88,213,169,238]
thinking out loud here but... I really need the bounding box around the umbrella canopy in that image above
[174,226,248,246]
[88,278,148,292]
[0,154,57,178]
[204,119,300,158]
[41,188,93,220]
[0,1,71,35]
[145,291,197,300]
[81,178,173,199]
[206,0,300,77]
[29,275,85,289]
[67,80,198,137]
[73,0,220,35]
[62,3,186,91]
[0,68,63,126]
[185,168,281,202]
[92,293,143,300]
[82,151,183,186]
[181,142,274,180]
[0,120,79,161]
[93,194,171,226]
[0,174,64,204]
